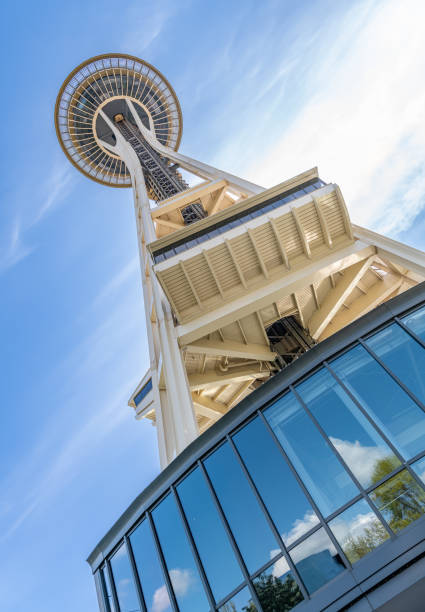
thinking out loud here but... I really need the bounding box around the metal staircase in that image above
[115,119,188,202]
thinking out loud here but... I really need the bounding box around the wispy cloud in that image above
[0,217,34,272]
[120,1,181,55]
[245,0,425,236]
[32,162,75,225]
[0,259,148,542]
[0,162,75,274]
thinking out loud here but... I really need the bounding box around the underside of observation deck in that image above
[129,168,425,434]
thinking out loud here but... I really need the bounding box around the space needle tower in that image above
[55,53,425,470]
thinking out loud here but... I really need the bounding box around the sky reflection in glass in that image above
[402,305,425,342]
[369,470,425,534]
[101,567,116,612]
[330,345,425,459]
[130,519,171,612]
[265,392,358,517]
[218,586,257,612]
[252,557,303,612]
[177,467,243,603]
[289,528,345,594]
[152,494,210,612]
[233,416,319,546]
[110,544,141,612]
[296,369,400,488]
[412,456,425,484]
[329,499,389,564]
[204,442,280,574]
[365,324,425,406]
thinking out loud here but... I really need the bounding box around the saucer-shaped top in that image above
[55,54,182,187]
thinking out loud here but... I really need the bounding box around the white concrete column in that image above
[99,110,199,465]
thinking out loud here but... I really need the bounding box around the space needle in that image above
[55,54,425,612]
[56,54,425,470]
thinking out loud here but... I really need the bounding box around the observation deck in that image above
[55,54,182,188]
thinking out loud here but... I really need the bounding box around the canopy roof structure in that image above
[54,53,182,187]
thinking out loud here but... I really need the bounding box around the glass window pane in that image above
[204,442,280,574]
[101,567,116,612]
[296,369,400,488]
[110,544,141,612]
[218,586,257,612]
[329,499,389,564]
[330,345,425,459]
[402,306,425,341]
[130,520,171,612]
[177,468,243,603]
[233,417,319,546]
[252,557,303,612]
[411,456,425,484]
[290,528,345,594]
[369,470,425,533]
[365,324,425,405]
[152,494,210,612]
[265,392,359,517]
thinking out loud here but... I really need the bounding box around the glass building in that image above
[89,285,425,612]
[55,55,425,611]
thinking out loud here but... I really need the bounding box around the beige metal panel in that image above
[177,242,374,345]
[318,191,346,239]
[320,273,404,340]
[151,179,228,218]
[188,366,270,391]
[353,225,425,278]
[185,339,276,361]
[147,170,323,257]
[308,256,375,339]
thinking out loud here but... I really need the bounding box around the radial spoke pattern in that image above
[55,54,182,187]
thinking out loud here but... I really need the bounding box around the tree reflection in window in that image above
[329,499,389,564]
[250,558,303,612]
[369,466,425,533]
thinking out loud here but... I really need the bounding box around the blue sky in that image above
[1,0,425,609]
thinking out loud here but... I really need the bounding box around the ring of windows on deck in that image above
[96,303,425,612]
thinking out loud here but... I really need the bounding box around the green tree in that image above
[369,457,425,533]
[243,573,303,612]
[343,521,389,563]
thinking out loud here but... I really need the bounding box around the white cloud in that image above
[282,510,320,546]
[152,568,192,612]
[169,568,193,597]
[245,0,425,236]
[33,162,75,225]
[331,509,382,545]
[329,437,389,486]
[0,217,33,272]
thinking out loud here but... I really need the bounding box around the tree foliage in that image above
[243,573,303,612]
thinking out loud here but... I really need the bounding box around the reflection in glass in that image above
[412,456,425,484]
[330,345,425,459]
[110,544,141,612]
[177,468,243,603]
[290,528,345,594]
[152,494,210,612]
[369,470,425,533]
[218,586,257,612]
[130,520,171,612]
[233,417,319,546]
[329,499,389,564]
[296,369,400,488]
[204,442,280,574]
[402,306,425,342]
[265,393,359,517]
[101,566,116,612]
[252,557,303,612]
[365,324,425,405]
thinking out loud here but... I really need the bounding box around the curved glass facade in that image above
[92,293,425,612]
